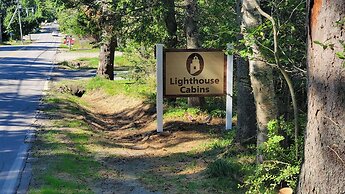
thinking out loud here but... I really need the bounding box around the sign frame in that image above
[163,48,227,98]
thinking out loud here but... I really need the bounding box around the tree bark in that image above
[97,36,116,80]
[235,56,257,144]
[163,0,178,48]
[298,1,345,193]
[96,0,116,80]
[240,0,278,162]
[185,0,205,107]
[235,0,257,144]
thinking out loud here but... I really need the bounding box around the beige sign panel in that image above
[164,49,226,97]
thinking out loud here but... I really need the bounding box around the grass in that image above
[29,91,104,193]
[83,77,155,98]
[58,56,132,71]
[1,39,33,46]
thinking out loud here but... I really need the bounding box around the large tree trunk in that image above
[240,0,278,162]
[235,0,257,144]
[97,36,116,80]
[96,0,116,80]
[163,0,178,48]
[235,56,257,144]
[163,0,178,104]
[298,1,345,193]
[185,0,205,107]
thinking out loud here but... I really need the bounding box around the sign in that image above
[164,49,226,97]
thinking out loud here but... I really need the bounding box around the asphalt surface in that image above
[0,25,60,194]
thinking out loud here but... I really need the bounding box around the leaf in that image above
[313,40,327,50]
[336,52,345,60]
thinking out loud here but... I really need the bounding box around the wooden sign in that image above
[164,49,226,97]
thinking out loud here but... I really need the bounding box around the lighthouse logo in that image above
[186,53,204,76]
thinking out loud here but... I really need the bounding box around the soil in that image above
[79,91,225,194]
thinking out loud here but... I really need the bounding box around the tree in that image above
[239,0,278,162]
[235,0,257,144]
[235,56,257,143]
[162,0,178,49]
[298,1,345,193]
[96,0,117,80]
[185,0,205,107]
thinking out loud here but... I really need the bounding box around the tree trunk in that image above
[235,56,257,144]
[163,0,178,104]
[240,0,278,162]
[97,36,116,80]
[298,1,345,193]
[235,0,257,144]
[163,0,178,48]
[185,0,205,107]
[96,0,116,80]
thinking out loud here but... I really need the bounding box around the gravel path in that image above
[53,49,125,81]
[55,49,99,62]
[55,48,123,62]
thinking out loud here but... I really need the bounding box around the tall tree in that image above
[298,1,345,193]
[162,0,178,48]
[185,0,205,107]
[96,0,117,80]
[235,0,257,144]
[235,56,257,143]
[240,0,278,162]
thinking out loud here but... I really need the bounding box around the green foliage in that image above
[199,0,238,48]
[242,118,305,193]
[121,41,156,83]
[207,158,239,177]
[336,40,345,67]
[57,8,99,39]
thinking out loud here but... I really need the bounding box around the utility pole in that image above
[7,0,24,44]
[0,13,3,43]
[0,0,3,44]
[17,1,23,44]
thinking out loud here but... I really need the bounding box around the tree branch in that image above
[253,2,300,160]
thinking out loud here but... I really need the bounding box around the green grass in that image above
[84,77,155,99]
[1,40,33,46]
[29,91,101,193]
[164,107,201,119]
[30,175,93,194]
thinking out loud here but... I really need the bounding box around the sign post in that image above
[156,44,164,133]
[226,44,233,130]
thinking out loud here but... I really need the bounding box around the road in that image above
[0,25,60,194]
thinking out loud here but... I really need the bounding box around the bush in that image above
[241,118,305,193]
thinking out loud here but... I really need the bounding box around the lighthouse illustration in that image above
[186,53,204,76]
[190,56,201,75]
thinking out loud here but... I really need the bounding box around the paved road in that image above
[0,25,60,194]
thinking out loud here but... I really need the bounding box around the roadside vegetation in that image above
[3,0,341,193]
[29,39,306,192]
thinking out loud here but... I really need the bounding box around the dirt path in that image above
[55,48,122,62]
[79,92,221,193]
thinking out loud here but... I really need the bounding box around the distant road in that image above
[0,24,60,194]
